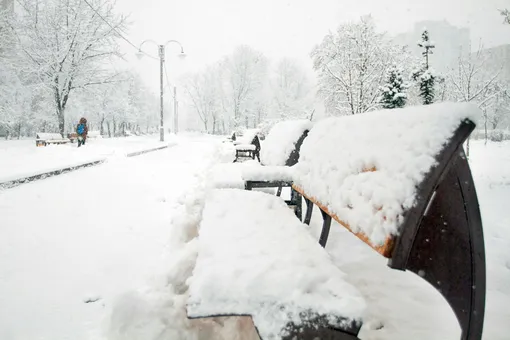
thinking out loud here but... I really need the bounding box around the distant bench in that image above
[188,103,486,340]
[233,129,262,162]
[244,119,312,216]
[35,133,70,147]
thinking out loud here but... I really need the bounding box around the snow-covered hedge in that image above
[294,102,480,246]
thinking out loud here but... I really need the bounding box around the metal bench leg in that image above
[276,186,283,197]
[290,188,302,220]
[304,197,314,225]
[319,209,332,247]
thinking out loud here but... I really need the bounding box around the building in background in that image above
[476,44,510,81]
[393,20,471,73]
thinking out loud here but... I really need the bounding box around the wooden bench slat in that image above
[293,184,395,257]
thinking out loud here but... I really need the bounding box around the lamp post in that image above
[137,39,186,142]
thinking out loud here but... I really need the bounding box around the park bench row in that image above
[187,102,486,339]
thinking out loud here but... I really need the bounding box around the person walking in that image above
[76,117,88,147]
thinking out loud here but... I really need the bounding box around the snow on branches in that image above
[311,16,406,115]
[8,0,127,136]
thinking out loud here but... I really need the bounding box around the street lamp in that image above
[137,39,186,142]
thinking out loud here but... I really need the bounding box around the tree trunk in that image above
[57,108,65,137]
[107,121,111,138]
[100,117,105,136]
[484,109,488,146]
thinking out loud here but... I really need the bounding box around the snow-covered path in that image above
[0,136,218,340]
[0,136,177,183]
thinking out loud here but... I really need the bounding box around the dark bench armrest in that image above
[390,120,485,339]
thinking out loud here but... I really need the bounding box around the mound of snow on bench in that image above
[241,165,294,182]
[234,129,259,145]
[260,119,312,166]
[294,102,480,246]
[187,189,365,339]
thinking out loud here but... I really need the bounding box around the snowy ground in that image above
[0,135,177,183]
[0,134,217,340]
[0,137,508,340]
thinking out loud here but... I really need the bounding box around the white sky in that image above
[114,0,510,93]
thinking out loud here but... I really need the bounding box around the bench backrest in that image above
[292,102,485,340]
[260,119,312,167]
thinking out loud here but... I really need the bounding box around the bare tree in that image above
[183,66,221,133]
[447,42,503,153]
[500,9,510,24]
[271,58,313,118]
[448,43,501,104]
[8,0,126,136]
[223,45,268,127]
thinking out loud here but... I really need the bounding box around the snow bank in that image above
[260,119,312,166]
[294,102,480,246]
[235,144,256,151]
[188,189,365,339]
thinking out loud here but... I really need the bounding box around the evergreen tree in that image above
[412,29,438,105]
[379,64,408,109]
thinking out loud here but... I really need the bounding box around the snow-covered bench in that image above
[35,133,70,146]
[243,119,312,217]
[187,189,366,339]
[291,102,486,340]
[242,119,313,219]
[233,129,261,162]
[259,119,312,168]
